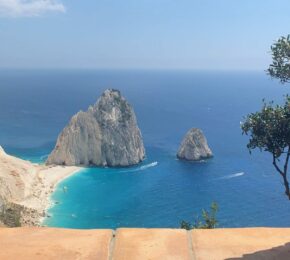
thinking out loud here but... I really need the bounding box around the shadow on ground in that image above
[227,242,290,259]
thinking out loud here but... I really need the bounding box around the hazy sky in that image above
[1,0,290,70]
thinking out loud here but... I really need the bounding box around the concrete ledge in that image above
[0,227,112,260]
[191,228,290,260]
[0,227,290,259]
[112,228,192,260]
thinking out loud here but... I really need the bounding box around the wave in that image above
[219,172,245,180]
[120,161,158,173]
[40,154,49,160]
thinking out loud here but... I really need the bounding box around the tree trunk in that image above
[283,149,290,200]
[282,173,290,200]
[273,150,290,200]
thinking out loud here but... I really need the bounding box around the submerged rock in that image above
[177,128,213,161]
[46,89,145,167]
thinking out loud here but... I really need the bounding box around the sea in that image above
[0,69,289,229]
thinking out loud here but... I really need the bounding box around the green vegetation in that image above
[242,35,290,200]
[180,202,218,230]
[0,205,21,227]
[13,213,21,227]
[268,35,290,83]
[242,97,290,199]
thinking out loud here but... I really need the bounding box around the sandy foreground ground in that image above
[0,146,81,226]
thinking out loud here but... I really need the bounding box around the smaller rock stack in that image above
[177,128,213,161]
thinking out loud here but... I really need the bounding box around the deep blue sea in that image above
[0,69,289,229]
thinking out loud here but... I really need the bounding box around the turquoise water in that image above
[1,70,290,228]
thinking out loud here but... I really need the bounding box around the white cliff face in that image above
[177,128,213,161]
[46,89,145,167]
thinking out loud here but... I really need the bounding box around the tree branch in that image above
[273,154,285,177]
[283,146,290,176]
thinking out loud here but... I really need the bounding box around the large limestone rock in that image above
[46,89,145,167]
[177,128,213,161]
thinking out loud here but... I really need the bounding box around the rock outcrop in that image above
[46,89,145,167]
[0,146,80,227]
[0,146,38,226]
[177,128,213,161]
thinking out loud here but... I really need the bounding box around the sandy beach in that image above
[0,146,82,226]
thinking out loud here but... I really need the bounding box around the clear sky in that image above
[1,0,290,70]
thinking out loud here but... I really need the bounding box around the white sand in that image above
[0,146,82,226]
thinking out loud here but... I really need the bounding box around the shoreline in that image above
[38,166,83,226]
[0,146,83,226]
[19,165,83,226]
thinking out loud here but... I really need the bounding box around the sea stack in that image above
[177,128,213,161]
[46,89,145,167]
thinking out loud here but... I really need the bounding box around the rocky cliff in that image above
[0,146,38,226]
[46,89,145,167]
[0,146,80,227]
[177,128,213,161]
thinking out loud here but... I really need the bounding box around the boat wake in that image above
[120,161,158,173]
[139,161,158,170]
[219,172,245,180]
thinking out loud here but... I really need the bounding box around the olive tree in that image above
[242,35,290,200]
[268,35,290,83]
[241,98,290,199]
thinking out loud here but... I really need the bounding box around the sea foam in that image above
[139,161,158,170]
[119,161,158,173]
[219,172,245,180]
